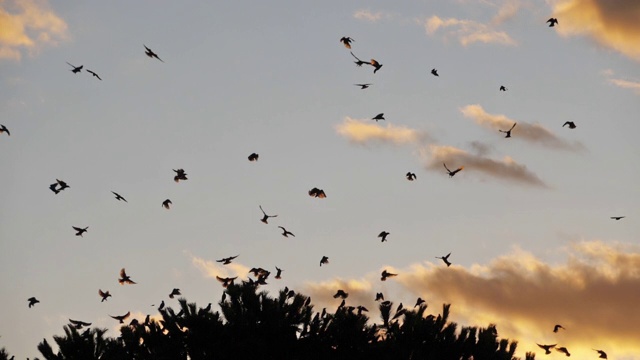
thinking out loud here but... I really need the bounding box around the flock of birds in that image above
[0,13,628,359]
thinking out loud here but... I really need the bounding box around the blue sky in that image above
[1,0,639,359]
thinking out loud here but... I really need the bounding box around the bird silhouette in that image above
[216,276,237,288]
[144,45,164,62]
[333,289,349,299]
[86,70,102,80]
[431,68,439,76]
[169,288,181,298]
[259,205,278,223]
[68,319,92,329]
[610,216,625,220]
[355,83,372,89]
[66,62,83,73]
[369,59,383,74]
[562,121,576,129]
[537,344,556,354]
[556,347,570,357]
[275,267,283,279]
[249,267,269,278]
[157,300,165,311]
[381,270,397,281]
[553,324,565,333]
[49,179,70,194]
[436,252,452,267]
[406,172,417,181]
[415,297,425,307]
[248,153,259,161]
[375,292,384,301]
[111,191,127,202]
[371,113,385,122]
[444,163,464,177]
[392,303,406,320]
[308,188,327,198]
[499,85,507,91]
[340,36,354,49]
[98,289,111,302]
[350,52,371,67]
[593,349,607,359]
[499,122,516,138]
[28,297,40,308]
[118,268,137,285]
[320,256,329,266]
[162,199,172,209]
[216,255,239,265]
[378,231,390,242]
[173,169,188,182]
[0,124,9,136]
[278,226,295,237]
[547,18,558,27]
[72,226,88,237]
[110,311,130,324]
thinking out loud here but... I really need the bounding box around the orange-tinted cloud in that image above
[423,15,517,46]
[461,104,585,151]
[353,9,390,22]
[0,0,68,61]
[335,117,428,146]
[191,255,250,282]
[552,0,640,61]
[603,69,640,94]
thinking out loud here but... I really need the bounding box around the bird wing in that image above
[443,163,451,173]
[120,268,127,278]
[72,226,82,231]
[350,51,361,61]
[99,289,106,297]
[509,123,517,131]
[370,59,379,66]
[66,62,76,68]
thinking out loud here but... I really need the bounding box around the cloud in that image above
[491,0,522,25]
[0,0,68,61]
[303,277,378,314]
[602,69,640,94]
[191,255,251,282]
[353,9,389,22]
[460,104,585,151]
[551,0,640,62]
[422,144,548,187]
[335,117,428,146]
[423,15,517,46]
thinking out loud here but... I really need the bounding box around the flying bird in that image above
[562,121,576,129]
[371,113,385,122]
[499,122,516,138]
[340,36,354,49]
[110,311,131,324]
[369,59,383,74]
[0,124,9,136]
[157,301,165,311]
[216,255,239,265]
[259,205,278,224]
[415,297,425,307]
[28,297,40,308]
[162,199,172,209]
[248,153,259,161]
[378,231,390,242]
[537,344,556,354]
[547,18,558,27]
[381,270,397,281]
[320,256,329,266]
[593,349,607,359]
[68,319,92,329]
[50,179,70,194]
[333,290,348,299]
[111,191,127,202]
[118,268,137,285]
[375,292,384,301]
[350,51,370,67]
[436,252,452,267]
[431,68,439,77]
[98,289,111,302]
[72,226,89,237]
[278,226,295,237]
[443,163,464,177]
[499,86,507,91]
[275,267,283,279]
[553,324,565,333]
[169,288,181,298]
[610,216,625,220]
[173,169,188,182]
[216,276,237,288]
[66,62,83,73]
[355,83,372,89]
[86,70,102,80]
[406,172,417,181]
[144,45,164,62]
[308,187,327,198]
[556,347,570,357]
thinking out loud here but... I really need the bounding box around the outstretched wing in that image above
[509,123,517,131]
[443,162,451,173]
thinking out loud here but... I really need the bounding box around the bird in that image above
[499,123,516,138]
[169,288,181,299]
[66,62,83,73]
[547,18,558,27]
[375,292,384,301]
[556,347,570,357]
[350,52,370,67]
[562,121,576,129]
[369,59,383,74]
[333,290,348,299]
[27,297,40,308]
[443,163,464,177]
[216,276,237,288]
[308,188,327,198]
[355,83,372,89]
[371,113,385,122]
[340,36,354,49]
[0,124,9,136]
[248,153,259,161]
[593,349,607,359]
[98,289,111,302]
[610,216,625,220]
[356,305,368,315]
[144,45,164,62]
[392,303,406,320]
[259,205,278,224]
[68,319,92,329]
[216,255,239,265]
[118,268,137,285]
[415,297,425,307]
[537,344,556,354]
[49,183,60,194]
[553,324,565,333]
[406,172,417,181]
[111,191,127,202]
[431,68,439,76]
[162,199,172,209]
[86,70,102,80]
[157,301,165,311]
[173,169,188,182]
[110,311,131,324]
[72,226,89,237]
[436,252,452,267]
[249,267,269,278]
[320,256,329,266]
[49,179,70,194]
[278,226,295,237]
[378,231,390,242]
[499,85,507,91]
[381,270,397,281]
[275,267,283,279]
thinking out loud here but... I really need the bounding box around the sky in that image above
[0,0,639,358]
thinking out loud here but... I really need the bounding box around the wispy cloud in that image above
[491,0,523,25]
[460,104,585,151]
[421,144,548,187]
[551,0,640,62]
[335,117,428,146]
[353,9,391,23]
[423,15,517,46]
[603,69,640,94]
[0,0,68,61]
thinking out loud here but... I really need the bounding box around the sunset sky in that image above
[1,0,639,359]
